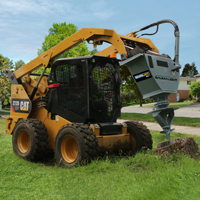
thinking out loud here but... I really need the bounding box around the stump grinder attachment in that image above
[120,20,181,140]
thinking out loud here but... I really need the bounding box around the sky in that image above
[1,0,200,73]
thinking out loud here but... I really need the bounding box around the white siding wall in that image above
[178,80,195,90]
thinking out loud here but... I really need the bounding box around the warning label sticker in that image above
[11,99,31,113]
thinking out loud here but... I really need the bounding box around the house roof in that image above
[180,77,196,81]
[194,73,200,77]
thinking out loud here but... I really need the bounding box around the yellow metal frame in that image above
[6,85,31,134]
[6,27,157,151]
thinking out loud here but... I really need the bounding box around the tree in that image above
[189,81,200,98]
[120,65,143,106]
[3,98,9,107]
[36,22,91,73]
[15,59,25,70]
[0,54,14,107]
[39,22,91,57]
[90,48,98,55]
[181,62,198,77]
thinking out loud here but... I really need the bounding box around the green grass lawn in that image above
[121,113,200,127]
[0,111,10,115]
[1,119,200,199]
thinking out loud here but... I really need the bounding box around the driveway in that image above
[121,103,200,118]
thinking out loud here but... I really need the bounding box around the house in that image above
[195,73,200,81]
[167,77,196,102]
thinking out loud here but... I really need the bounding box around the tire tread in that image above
[13,119,49,161]
[125,120,153,150]
[55,123,99,167]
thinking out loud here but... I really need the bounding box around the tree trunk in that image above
[154,138,199,158]
[139,99,142,107]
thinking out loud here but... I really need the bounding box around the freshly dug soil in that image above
[154,138,199,158]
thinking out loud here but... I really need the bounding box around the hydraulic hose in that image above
[139,19,180,64]
[140,19,179,36]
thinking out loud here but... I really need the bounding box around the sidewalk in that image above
[117,119,200,137]
[0,109,10,118]
[0,109,10,113]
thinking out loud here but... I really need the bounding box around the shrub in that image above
[178,98,188,102]
[142,98,153,104]
[120,92,137,104]
[188,93,193,100]
[189,81,200,98]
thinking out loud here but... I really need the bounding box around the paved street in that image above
[121,103,200,118]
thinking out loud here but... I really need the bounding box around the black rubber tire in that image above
[125,121,152,152]
[12,119,49,161]
[54,123,99,168]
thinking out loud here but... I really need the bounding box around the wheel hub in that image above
[17,130,30,153]
[61,136,78,163]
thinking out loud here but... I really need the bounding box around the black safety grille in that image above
[91,63,115,118]
[55,64,86,117]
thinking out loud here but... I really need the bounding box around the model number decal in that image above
[11,99,31,113]
[155,76,177,82]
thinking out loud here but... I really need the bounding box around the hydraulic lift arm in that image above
[7,28,159,102]
[12,28,159,80]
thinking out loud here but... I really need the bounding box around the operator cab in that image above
[47,56,122,124]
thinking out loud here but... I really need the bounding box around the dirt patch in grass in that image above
[154,137,200,159]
